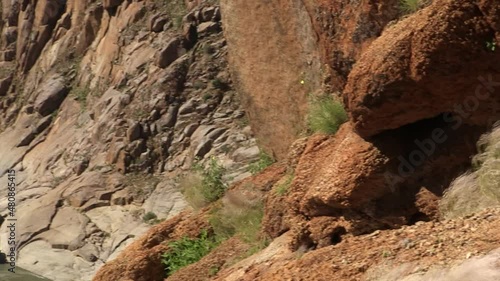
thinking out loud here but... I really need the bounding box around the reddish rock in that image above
[345,0,500,137]
[290,124,390,214]
[93,212,210,281]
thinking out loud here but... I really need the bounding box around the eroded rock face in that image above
[345,0,500,137]
[0,2,263,281]
[221,0,401,159]
[220,0,323,160]
[33,74,68,116]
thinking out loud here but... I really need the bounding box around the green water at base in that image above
[0,264,51,281]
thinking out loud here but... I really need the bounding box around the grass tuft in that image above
[440,123,500,219]
[248,151,275,175]
[307,94,347,135]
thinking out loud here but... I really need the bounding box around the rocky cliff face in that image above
[2,0,500,280]
[0,1,263,280]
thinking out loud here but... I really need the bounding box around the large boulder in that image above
[345,0,500,137]
[154,37,185,68]
[33,74,69,116]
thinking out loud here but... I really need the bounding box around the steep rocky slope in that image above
[1,0,500,280]
[92,0,500,280]
[0,1,263,280]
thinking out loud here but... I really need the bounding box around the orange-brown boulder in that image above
[345,0,500,137]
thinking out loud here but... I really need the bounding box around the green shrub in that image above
[307,94,347,135]
[248,151,275,174]
[142,211,157,222]
[399,0,426,14]
[182,157,227,209]
[161,230,219,276]
[196,157,227,202]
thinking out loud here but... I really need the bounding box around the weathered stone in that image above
[142,181,187,219]
[73,159,90,176]
[16,128,35,147]
[157,106,178,129]
[127,122,142,143]
[197,22,221,36]
[149,14,169,33]
[38,207,89,251]
[2,27,17,45]
[179,99,196,115]
[127,139,146,158]
[154,37,185,68]
[33,75,69,116]
[103,0,124,9]
[33,0,65,26]
[0,74,12,96]
[115,150,130,174]
[76,243,99,262]
[111,189,134,206]
[200,7,216,22]
[213,7,222,22]
[232,146,260,162]
[194,139,213,158]
[183,123,199,137]
[106,139,126,165]
[182,23,198,48]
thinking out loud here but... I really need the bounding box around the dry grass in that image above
[179,173,207,210]
[307,94,347,135]
[209,189,264,244]
[440,123,500,219]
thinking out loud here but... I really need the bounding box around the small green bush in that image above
[399,0,422,14]
[307,94,347,135]
[182,157,227,209]
[161,230,219,276]
[142,211,157,222]
[248,151,275,174]
[196,157,227,202]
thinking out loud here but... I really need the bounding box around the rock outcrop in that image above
[92,0,500,280]
[0,1,264,280]
[1,0,500,280]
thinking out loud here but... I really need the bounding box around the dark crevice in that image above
[408,212,431,225]
[330,227,347,245]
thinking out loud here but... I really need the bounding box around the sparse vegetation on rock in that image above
[161,230,219,276]
[399,0,426,14]
[307,94,348,135]
[248,151,275,174]
[181,157,227,209]
[441,125,500,219]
